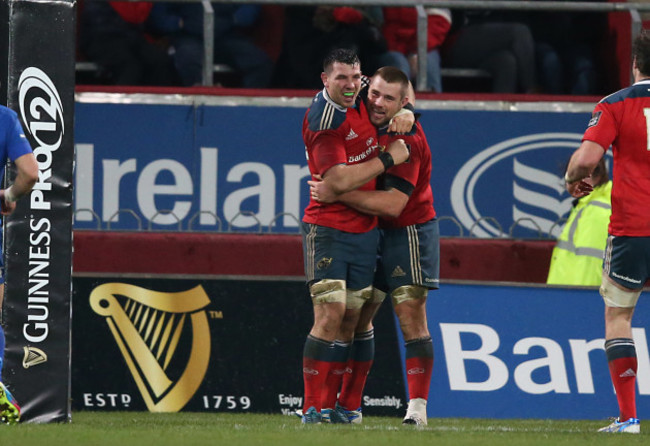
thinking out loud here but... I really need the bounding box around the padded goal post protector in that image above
[1,0,75,423]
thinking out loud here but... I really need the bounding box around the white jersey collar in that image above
[322,88,348,112]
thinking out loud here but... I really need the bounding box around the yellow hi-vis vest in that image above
[546,181,612,286]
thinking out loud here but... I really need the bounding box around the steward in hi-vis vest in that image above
[547,159,611,286]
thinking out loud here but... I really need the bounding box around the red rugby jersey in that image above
[378,122,436,229]
[302,89,380,233]
[583,79,650,236]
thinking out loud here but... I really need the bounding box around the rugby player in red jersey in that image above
[300,49,412,424]
[564,30,650,434]
[310,66,438,426]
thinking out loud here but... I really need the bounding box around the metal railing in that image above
[84,0,650,90]
[74,208,570,239]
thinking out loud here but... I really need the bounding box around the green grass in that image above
[0,412,647,446]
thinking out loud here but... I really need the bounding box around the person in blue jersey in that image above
[0,106,38,425]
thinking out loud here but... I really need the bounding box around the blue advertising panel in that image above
[420,110,599,237]
[405,283,650,419]
[74,94,600,236]
[74,98,308,232]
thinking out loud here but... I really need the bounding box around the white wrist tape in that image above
[564,172,579,184]
[5,187,16,202]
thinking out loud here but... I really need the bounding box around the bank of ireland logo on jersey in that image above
[450,133,584,238]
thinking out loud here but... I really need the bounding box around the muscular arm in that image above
[319,138,408,195]
[2,153,38,214]
[337,187,409,218]
[11,153,38,198]
[322,159,385,195]
[565,140,606,197]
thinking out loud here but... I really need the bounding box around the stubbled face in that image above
[367,76,406,127]
[322,62,362,108]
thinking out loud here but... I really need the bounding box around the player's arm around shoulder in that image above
[388,81,416,134]
[387,103,415,134]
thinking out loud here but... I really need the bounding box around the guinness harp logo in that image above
[90,283,211,412]
[23,346,48,369]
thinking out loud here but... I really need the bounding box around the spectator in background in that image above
[80,2,177,86]
[441,9,537,93]
[148,3,273,87]
[383,7,451,92]
[210,4,273,88]
[547,158,611,286]
[273,6,399,89]
[506,3,607,95]
[147,3,204,86]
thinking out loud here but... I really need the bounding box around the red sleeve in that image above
[583,102,617,150]
[384,135,418,187]
[427,14,451,51]
[332,7,363,24]
[110,2,153,23]
[383,8,411,54]
[311,130,348,175]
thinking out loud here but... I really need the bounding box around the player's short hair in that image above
[372,66,409,100]
[323,48,361,73]
[633,30,650,76]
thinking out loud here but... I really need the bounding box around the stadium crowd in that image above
[76,1,619,95]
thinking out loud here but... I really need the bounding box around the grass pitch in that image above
[0,412,647,445]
